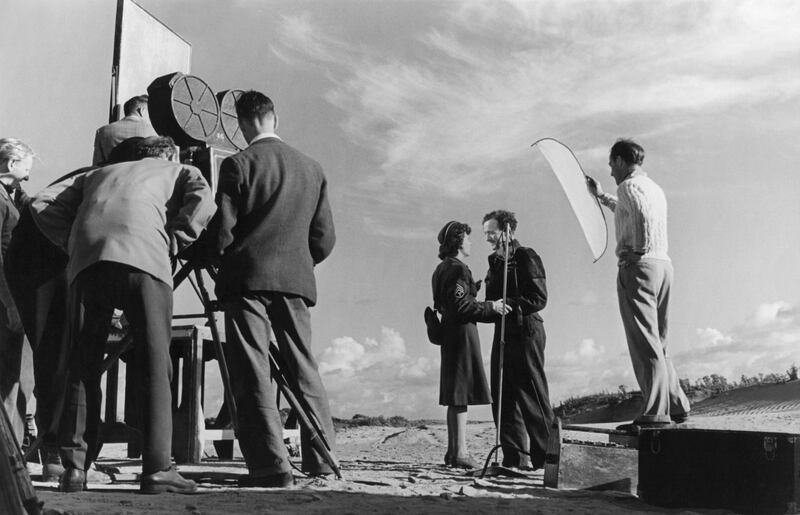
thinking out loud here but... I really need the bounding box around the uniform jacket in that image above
[92,115,156,165]
[32,158,215,286]
[432,257,492,326]
[208,137,335,305]
[484,240,547,336]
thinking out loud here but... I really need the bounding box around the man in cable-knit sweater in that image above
[586,139,690,429]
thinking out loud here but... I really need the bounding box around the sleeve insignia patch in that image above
[454,283,466,299]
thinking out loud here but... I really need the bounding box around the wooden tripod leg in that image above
[192,268,238,432]
[268,344,342,479]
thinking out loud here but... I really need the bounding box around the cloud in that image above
[272,2,800,237]
[318,327,441,417]
[751,301,796,327]
[561,338,604,363]
[673,300,800,381]
[546,299,800,404]
[317,301,800,416]
[568,290,600,306]
[272,13,360,67]
[547,336,636,402]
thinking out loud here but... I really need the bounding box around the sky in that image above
[2,0,800,420]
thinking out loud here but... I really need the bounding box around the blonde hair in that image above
[0,138,35,166]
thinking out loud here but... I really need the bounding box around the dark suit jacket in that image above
[208,136,335,305]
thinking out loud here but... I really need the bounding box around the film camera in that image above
[147,72,247,194]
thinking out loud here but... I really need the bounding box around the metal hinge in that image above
[763,436,777,461]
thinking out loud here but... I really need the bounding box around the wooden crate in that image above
[544,418,638,494]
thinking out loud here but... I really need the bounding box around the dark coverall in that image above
[484,240,554,469]
[5,204,70,446]
[4,167,96,449]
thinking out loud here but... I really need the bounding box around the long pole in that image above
[493,225,511,460]
[192,268,238,433]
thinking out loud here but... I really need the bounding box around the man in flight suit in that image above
[482,209,554,470]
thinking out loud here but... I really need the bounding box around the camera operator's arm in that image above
[29,173,85,253]
[166,166,216,255]
[204,157,241,266]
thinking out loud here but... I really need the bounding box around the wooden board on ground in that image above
[544,418,638,494]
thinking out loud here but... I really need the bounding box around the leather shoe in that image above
[58,468,86,493]
[140,466,197,494]
[238,471,294,488]
[443,450,451,466]
[502,456,531,469]
[671,412,690,424]
[450,455,479,469]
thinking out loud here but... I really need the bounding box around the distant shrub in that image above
[332,414,437,429]
[554,366,798,419]
[553,389,631,418]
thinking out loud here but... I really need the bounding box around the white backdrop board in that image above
[111,0,191,121]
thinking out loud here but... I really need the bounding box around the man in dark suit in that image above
[92,95,156,165]
[206,90,336,488]
[35,136,216,493]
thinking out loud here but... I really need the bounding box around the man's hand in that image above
[490,299,512,315]
[6,305,22,333]
[169,232,180,258]
[585,176,603,197]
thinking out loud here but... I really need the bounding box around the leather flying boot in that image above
[140,465,197,494]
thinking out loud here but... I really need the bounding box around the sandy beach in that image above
[28,396,800,515]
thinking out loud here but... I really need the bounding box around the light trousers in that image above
[617,259,690,423]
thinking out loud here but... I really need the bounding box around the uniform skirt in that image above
[439,320,491,406]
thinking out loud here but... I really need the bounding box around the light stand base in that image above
[467,445,529,478]
[466,463,528,479]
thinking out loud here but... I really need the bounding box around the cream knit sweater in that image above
[601,171,670,263]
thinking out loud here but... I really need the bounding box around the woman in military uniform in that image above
[432,220,509,469]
